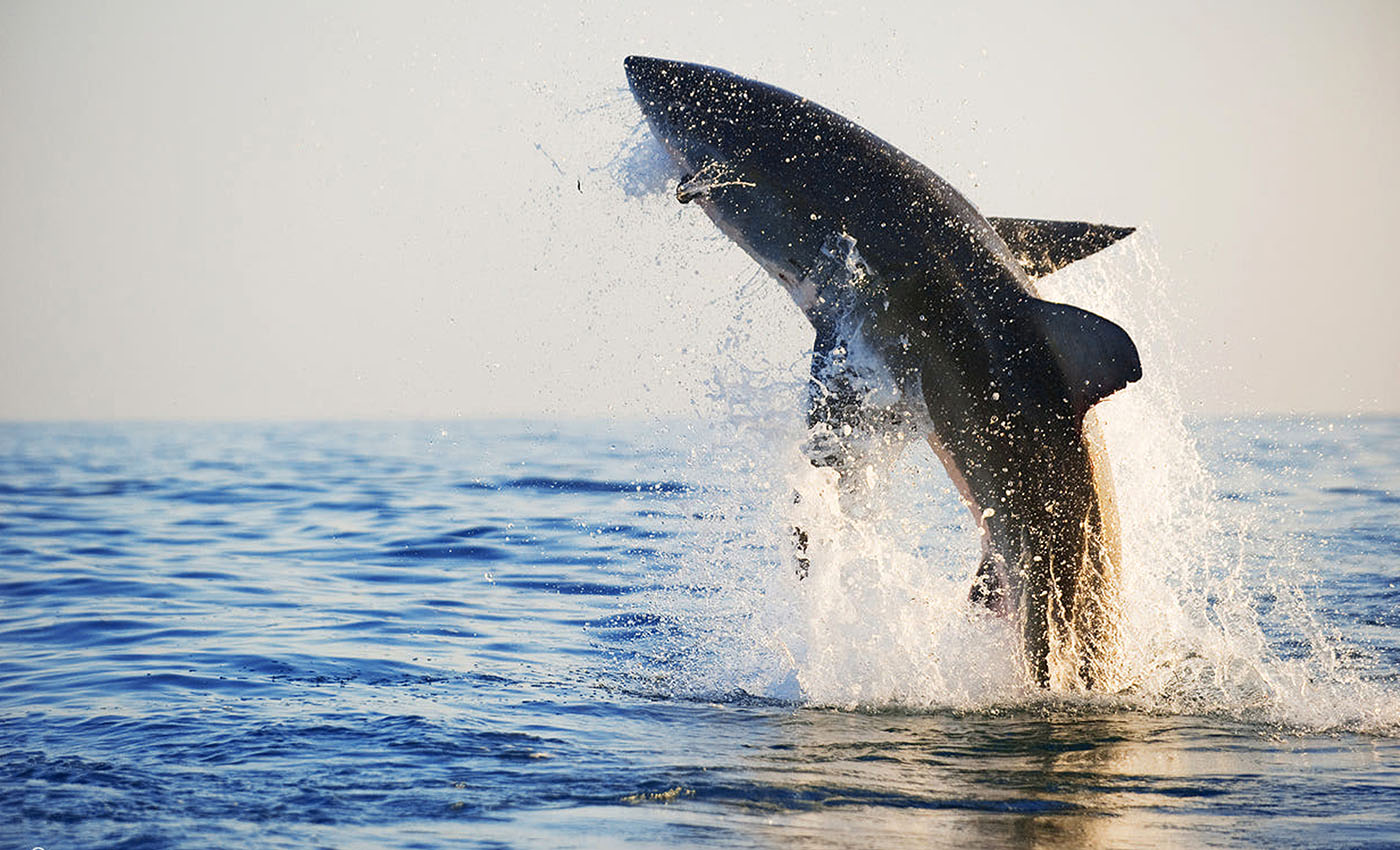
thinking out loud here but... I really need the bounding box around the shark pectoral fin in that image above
[1027,299,1143,419]
[988,217,1136,280]
[969,552,1009,615]
[804,322,858,467]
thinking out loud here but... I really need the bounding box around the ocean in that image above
[1,411,1397,849]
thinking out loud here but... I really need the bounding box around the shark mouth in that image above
[675,161,756,204]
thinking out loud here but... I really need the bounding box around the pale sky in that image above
[2,0,1396,420]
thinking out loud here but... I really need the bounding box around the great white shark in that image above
[624,56,1142,689]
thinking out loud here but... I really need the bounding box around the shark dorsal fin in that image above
[1024,298,1142,419]
[989,217,1136,280]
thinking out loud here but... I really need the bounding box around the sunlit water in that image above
[1,409,1397,849]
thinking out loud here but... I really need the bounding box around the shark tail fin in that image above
[989,217,1135,280]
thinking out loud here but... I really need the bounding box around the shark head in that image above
[624,56,892,314]
[623,55,807,182]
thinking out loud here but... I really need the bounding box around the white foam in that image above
[611,146,1400,732]
[608,120,678,199]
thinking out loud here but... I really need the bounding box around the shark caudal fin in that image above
[988,217,1135,280]
[1025,299,1142,420]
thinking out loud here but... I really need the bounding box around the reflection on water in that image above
[488,707,1396,849]
[755,710,1261,849]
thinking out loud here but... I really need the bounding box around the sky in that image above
[1,0,1397,420]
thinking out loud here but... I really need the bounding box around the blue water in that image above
[2,417,1398,849]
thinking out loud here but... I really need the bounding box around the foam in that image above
[635,232,1399,735]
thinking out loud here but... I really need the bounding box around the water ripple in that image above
[0,418,1397,849]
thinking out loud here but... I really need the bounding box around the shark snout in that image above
[623,55,662,84]
[624,56,721,174]
[623,55,676,111]
[623,55,733,123]
[623,55,685,102]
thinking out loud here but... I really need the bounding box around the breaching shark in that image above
[624,56,1142,689]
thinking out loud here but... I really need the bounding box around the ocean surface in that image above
[1,413,1398,849]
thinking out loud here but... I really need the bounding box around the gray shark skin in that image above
[624,56,1142,689]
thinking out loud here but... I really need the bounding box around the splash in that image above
[608,119,678,199]
[1042,237,1400,734]
[627,230,1399,736]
